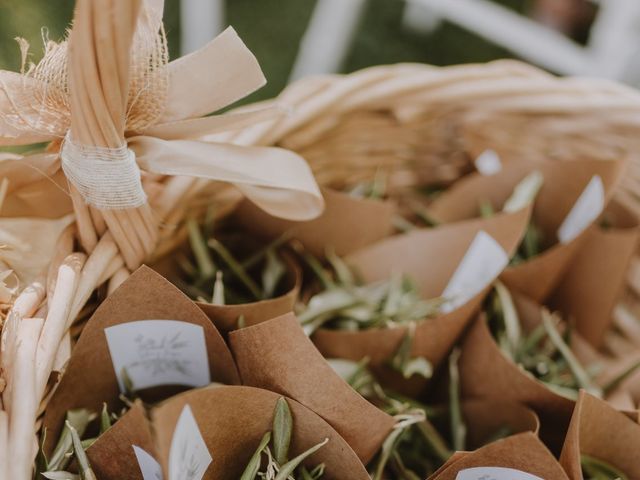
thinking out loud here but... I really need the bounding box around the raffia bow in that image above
[0,0,323,270]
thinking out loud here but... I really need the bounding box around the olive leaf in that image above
[272,397,293,465]
[274,438,329,480]
[581,453,628,480]
[239,432,272,480]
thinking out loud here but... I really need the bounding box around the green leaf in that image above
[42,472,80,480]
[448,348,466,452]
[541,311,601,396]
[239,432,271,480]
[99,403,111,434]
[48,410,95,471]
[209,238,262,300]
[67,420,96,480]
[581,453,628,480]
[187,218,216,279]
[274,438,328,480]
[502,170,543,213]
[272,397,293,465]
[262,249,286,298]
[212,271,225,305]
[325,248,355,286]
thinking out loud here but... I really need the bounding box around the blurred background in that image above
[0,0,638,105]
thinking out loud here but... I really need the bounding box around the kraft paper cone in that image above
[196,251,301,335]
[560,391,640,480]
[86,402,155,480]
[42,266,239,454]
[311,208,530,396]
[460,399,539,450]
[428,159,624,302]
[151,385,370,480]
[551,200,640,348]
[429,433,569,480]
[234,188,396,257]
[228,313,395,464]
[458,296,575,452]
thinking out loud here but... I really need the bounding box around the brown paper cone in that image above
[460,399,540,450]
[560,391,640,480]
[551,200,640,348]
[228,312,395,464]
[428,159,624,302]
[429,432,570,480]
[312,208,530,396]
[151,385,370,480]
[86,402,155,480]
[196,251,301,335]
[458,309,574,452]
[234,188,396,257]
[42,266,239,454]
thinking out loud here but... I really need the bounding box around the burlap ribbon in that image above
[0,2,323,222]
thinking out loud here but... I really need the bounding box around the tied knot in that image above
[60,133,147,210]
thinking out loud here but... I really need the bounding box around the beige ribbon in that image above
[0,25,323,221]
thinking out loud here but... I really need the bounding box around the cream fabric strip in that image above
[61,134,147,210]
[159,27,266,123]
[129,135,323,221]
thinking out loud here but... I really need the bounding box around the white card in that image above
[105,320,210,392]
[557,175,604,244]
[441,231,508,313]
[169,405,212,480]
[456,467,544,480]
[474,149,502,176]
[133,445,164,480]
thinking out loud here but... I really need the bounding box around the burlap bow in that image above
[0,0,323,269]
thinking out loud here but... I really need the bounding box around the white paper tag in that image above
[456,467,544,480]
[104,320,210,392]
[133,445,164,480]
[557,175,604,244]
[169,404,212,480]
[474,149,502,176]
[441,231,508,313]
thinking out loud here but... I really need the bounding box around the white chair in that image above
[289,0,640,85]
[180,0,225,54]
[403,0,640,82]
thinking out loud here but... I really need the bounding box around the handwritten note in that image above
[441,231,508,313]
[133,445,163,480]
[105,320,210,393]
[456,467,544,480]
[557,175,604,244]
[169,405,212,480]
[475,149,502,176]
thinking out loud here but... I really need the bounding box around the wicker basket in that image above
[226,59,640,357]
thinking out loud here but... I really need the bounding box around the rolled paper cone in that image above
[551,200,640,348]
[228,313,395,464]
[42,266,239,455]
[234,188,396,257]
[428,159,625,302]
[429,432,569,480]
[86,402,155,480]
[151,385,370,480]
[312,208,530,396]
[196,253,301,335]
[459,399,540,450]
[458,306,575,453]
[560,391,640,480]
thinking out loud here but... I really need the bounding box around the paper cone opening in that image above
[42,266,239,454]
[228,312,395,464]
[311,209,530,395]
[234,188,396,257]
[560,391,640,480]
[151,385,370,480]
[429,159,625,301]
